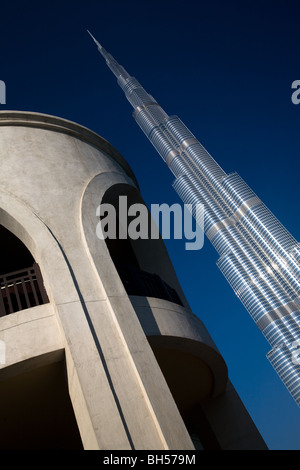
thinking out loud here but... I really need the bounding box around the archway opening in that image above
[0,224,34,274]
[0,225,49,316]
[101,184,184,306]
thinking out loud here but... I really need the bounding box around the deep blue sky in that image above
[1,0,300,450]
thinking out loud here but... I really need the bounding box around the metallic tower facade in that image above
[89,32,300,406]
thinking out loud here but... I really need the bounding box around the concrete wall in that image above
[0,111,193,449]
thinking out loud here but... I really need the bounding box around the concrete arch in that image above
[80,171,138,299]
[0,192,80,307]
[81,173,189,306]
[81,174,228,400]
[80,171,228,406]
[80,171,196,450]
[0,191,133,450]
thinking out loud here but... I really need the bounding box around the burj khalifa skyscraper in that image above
[88,31,300,407]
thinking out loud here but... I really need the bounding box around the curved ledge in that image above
[0,110,138,187]
[148,335,228,399]
[129,295,228,397]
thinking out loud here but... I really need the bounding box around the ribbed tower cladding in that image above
[88,32,300,407]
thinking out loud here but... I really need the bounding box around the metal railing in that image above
[0,263,49,317]
[116,264,183,306]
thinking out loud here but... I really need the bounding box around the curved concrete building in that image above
[0,111,266,450]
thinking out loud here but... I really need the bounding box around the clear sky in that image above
[1,0,300,450]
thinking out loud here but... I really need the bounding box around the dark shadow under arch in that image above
[101,183,186,306]
[0,224,34,274]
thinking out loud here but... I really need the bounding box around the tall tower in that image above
[88,33,300,407]
[0,111,267,449]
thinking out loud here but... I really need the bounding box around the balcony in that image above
[0,263,49,317]
[116,264,183,306]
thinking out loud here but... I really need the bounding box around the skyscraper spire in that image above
[87,30,103,50]
[88,32,300,407]
[87,30,130,80]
